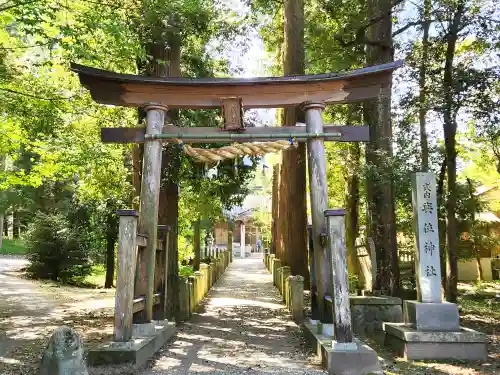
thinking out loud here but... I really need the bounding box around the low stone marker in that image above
[272,258,281,288]
[194,271,202,306]
[178,276,189,321]
[281,266,291,302]
[188,275,196,317]
[288,275,304,323]
[40,326,88,375]
[276,267,283,293]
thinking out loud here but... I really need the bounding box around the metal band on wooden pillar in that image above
[302,101,330,322]
[325,209,353,344]
[114,210,139,341]
[137,103,168,322]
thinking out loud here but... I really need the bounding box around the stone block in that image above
[404,300,459,331]
[200,263,209,297]
[88,321,176,366]
[302,320,382,375]
[188,276,195,316]
[277,267,283,293]
[40,326,88,375]
[349,296,403,335]
[289,275,304,323]
[383,323,487,361]
[272,258,281,288]
[210,262,216,286]
[281,266,291,302]
[194,271,203,305]
[178,276,189,321]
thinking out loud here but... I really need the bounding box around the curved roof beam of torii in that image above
[70,60,403,109]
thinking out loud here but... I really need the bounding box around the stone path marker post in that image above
[383,172,488,360]
[40,326,88,375]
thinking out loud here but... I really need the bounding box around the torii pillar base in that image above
[88,321,175,367]
[302,319,382,375]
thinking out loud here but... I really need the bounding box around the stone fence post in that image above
[194,271,202,307]
[289,275,304,323]
[178,276,189,321]
[281,266,291,302]
[272,258,281,288]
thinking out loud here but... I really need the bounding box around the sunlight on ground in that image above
[0,356,22,365]
[209,297,283,309]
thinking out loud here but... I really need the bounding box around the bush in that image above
[26,212,92,283]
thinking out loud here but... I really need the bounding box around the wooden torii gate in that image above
[71,60,402,345]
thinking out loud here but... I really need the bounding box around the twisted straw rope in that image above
[176,139,297,163]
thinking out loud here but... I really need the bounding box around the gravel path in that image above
[142,254,326,375]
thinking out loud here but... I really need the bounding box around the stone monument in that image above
[40,326,88,375]
[383,172,488,360]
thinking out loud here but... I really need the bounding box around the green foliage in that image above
[0,238,27,254]
[179,265,194,277]
[25,212,92,283]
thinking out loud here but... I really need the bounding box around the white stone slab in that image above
[412,172,442,303]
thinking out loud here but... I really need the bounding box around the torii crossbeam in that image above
[71,60,402,349]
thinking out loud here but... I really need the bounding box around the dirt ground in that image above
[0,255,115,375]
[0,255,498,375]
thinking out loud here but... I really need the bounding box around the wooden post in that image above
[137,104,167,322]
[302,101,330,322]
[114,210,138,342]
[228,228,233,262]
[158,225,170,320]
[325,209,353,343]
[240,221,246,259]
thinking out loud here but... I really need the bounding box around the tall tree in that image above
[441,1,465,302]
[418,0,431,170]
[281,0,309,284]
[364,0,400,296]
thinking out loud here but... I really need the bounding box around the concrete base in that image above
[303,319,382,375]
[404,300,459,331]
[88,320,176,366]
[383,323,488,361]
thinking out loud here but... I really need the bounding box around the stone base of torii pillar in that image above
[383,172,487,360]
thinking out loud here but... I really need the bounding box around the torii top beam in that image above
[70,60,403,109]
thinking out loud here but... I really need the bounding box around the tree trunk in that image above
[0,214,3,249]
[282,0,309,285]
[271,164,280,255]
[364,0,400,296]
[418,0,431,171]
[466,178,483,282]
[277,163,285,262]
[13,211,20,238]
[443,3,464,303]
[345,104,362,277]
[159,175,180,319]
[6,212,13,240]
[131,145,143,209]
[156,27,182,320]
[105,210,118,288]
[193,218,201,271]
[437,156,447,292]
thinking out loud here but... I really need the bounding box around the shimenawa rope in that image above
[176,139,297,163]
